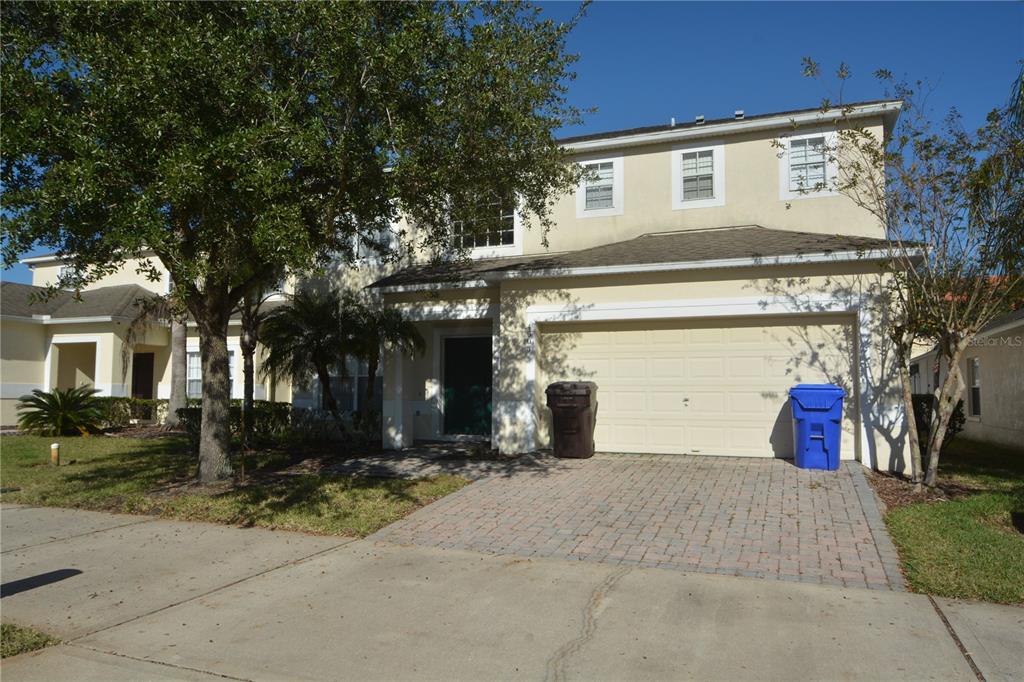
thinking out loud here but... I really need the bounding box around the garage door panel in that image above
[538,317,856,458]
[612,390,646,412]
[650,358,684,377]
[689,357,725,377]
[613,357,646,378]
[728,356,765,378]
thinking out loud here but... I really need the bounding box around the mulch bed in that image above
[867,470,980,512]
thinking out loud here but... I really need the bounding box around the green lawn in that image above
[1,623,59,658]
[884,438,1024,604]
[0,435,468,537]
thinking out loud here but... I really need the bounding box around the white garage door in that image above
[537,315,857,457]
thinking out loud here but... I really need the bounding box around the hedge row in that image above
[94,397,168,428]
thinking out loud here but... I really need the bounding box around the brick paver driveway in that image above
[372,455,904,590]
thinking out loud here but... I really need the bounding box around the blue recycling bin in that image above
[789,384,845,470]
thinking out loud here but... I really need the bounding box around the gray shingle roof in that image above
[557,99,899,145]
[1,281,158,320]
[370,226,894,289]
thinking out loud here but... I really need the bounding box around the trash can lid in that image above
[789,384,845,410]
[545,381,597,395]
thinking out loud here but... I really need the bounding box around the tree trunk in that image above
[362,352,379,420]
[898,348,924,488]
[239,295,258,451]
[317,367,340,418]
[164,318,188,427]
[197,309,234,483]
[923,342,967,487]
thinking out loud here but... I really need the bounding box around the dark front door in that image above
[443,337,492,436]
[131,353,155,399]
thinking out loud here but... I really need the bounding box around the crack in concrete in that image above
[544,566,631,682]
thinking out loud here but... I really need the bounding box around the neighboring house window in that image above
[778,131,837,200]
[671,142,725,210]
[453,200,515,250]
[788,136,827,191]
[583,162,614,210]
[575,154,624,218]
[909,363,920,394]
[187,352,202,398]
[186,350,236,398]
[968,357,981,416]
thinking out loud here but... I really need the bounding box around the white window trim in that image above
[671,140,726,210]
[777,129,840,201]
[575,154,624,219]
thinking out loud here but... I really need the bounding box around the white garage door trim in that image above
[503,294,881,468]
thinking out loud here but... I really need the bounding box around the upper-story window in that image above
[778,130,838,201]
[671,141,725,210]
[58,263,78,289]
[453,200,515,250]
[355,224,400,263]
[788,137,827,191]
[583,162,614,210]
[575,154,624,218]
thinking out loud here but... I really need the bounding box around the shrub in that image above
[16,386,105,435]
[95,397,168,428]
[911,393,966,452]
[176,400,294,451]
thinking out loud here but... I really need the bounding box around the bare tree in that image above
[801,60,1024,487]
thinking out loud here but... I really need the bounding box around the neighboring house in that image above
[0,260,292,426]
[1,99,913,472]
[910,309,1024,449]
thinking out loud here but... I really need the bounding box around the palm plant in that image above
[17,386,104,435]
[259,288,353,419]
[346,296,425,419]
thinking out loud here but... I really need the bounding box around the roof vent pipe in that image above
[735,110,744,120]
[695,115,705,125]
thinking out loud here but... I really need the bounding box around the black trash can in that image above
[545,382,598,459]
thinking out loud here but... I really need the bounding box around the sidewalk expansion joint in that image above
[68,642,253,681]
[928,595,986,682]
[1,518,157,555]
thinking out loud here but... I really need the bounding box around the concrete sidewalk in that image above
[2,504,1020,681]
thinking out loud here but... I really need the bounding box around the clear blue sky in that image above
[3,1,1020,284]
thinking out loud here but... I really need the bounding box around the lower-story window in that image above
[186,350,236,398]
[324,355,383,413]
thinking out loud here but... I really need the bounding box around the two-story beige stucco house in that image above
[372,99,910,472]
[1,99,911,471]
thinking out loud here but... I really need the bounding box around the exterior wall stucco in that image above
[0,319,47,424]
